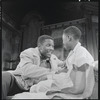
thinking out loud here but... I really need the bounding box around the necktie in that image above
[46,59,51,69]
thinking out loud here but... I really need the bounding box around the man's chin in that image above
[46,54,51,58]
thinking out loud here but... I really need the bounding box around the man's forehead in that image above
[41,39,54,46]
[44,39,54,43]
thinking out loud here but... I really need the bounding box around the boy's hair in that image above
[37,35,54,45]
[63,26,82,40]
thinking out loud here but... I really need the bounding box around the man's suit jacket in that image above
[9,47,63,90]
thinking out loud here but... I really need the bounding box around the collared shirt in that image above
[66,42,94,74]
[35,48,51,69]
[40,59,51,69]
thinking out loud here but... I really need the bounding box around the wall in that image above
[85,15,98,61]
[2,14,21,70]
[2,28,12,70]
[21,12,43,51]
[91,16,98,60]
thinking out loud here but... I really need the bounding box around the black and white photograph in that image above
[2,0,98,99]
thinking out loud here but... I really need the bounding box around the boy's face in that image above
[39,39,54,58]
[62,34,72,51]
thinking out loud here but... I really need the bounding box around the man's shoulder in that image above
[22,47,35,52]
[20,47,39,57]
[22,47,38,53]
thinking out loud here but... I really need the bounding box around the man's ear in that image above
[38,43,43,51]
[38,43,41,48]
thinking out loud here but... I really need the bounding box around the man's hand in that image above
[34,75,47,84]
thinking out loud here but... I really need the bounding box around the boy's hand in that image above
[58,61,66,68]
[56,67,68,74]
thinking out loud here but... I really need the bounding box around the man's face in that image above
[62,34,72,50]
[39,39,54,58]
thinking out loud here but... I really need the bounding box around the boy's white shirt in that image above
[66,42,94,74]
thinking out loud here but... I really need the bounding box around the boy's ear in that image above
[68,35,72,41]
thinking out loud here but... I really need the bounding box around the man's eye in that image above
[46,44,54,48]
[46,44,50,47]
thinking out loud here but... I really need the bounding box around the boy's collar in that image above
[72,42,81,52]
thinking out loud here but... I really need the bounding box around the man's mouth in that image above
[47,52,52,55]
[46,51,52,56]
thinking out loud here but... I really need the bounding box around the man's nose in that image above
[49,46,54,50]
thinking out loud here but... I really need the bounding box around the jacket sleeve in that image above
[52,55,65,71]
[14,49,50,80]
[53,55,63,65]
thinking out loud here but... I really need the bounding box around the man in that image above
[2,35,63,99]
[60,26,94,95]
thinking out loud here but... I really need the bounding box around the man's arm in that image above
[13,50,50,80]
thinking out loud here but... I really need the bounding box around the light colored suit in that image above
[8,47,63,90]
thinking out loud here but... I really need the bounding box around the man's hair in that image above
[63,26,82,40]
[37,35,54,45]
